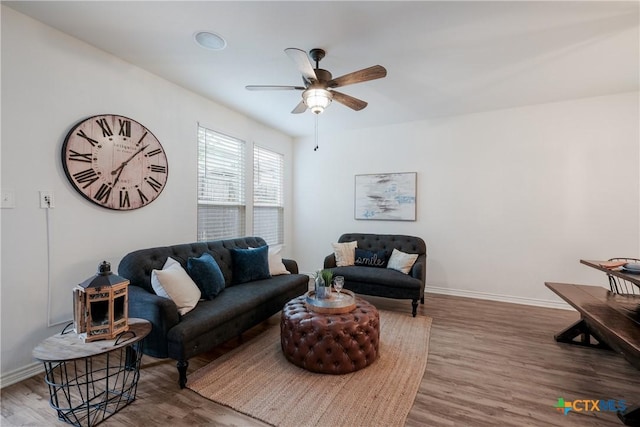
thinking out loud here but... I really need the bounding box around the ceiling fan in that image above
[246,48,387,115]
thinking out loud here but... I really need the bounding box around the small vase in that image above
[315,275,330,299]
[320,286,331,299]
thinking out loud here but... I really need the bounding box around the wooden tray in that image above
[305,290,356,314]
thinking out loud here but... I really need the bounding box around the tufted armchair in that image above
[324,233,427,316]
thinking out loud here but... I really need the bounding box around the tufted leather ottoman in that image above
[280,295,380,374]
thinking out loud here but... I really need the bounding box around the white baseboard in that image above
[425,285,572,310]
[0,361,43,389]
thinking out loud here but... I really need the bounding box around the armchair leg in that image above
[177,360,189,389]
[411,299,418,317]
[420,296,424,304]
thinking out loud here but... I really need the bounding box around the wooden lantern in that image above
[73,261,129,342]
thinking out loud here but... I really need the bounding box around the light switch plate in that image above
[1,191,16,208]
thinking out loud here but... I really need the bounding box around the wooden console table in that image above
[32,318,151,427]
[545,283,640,426]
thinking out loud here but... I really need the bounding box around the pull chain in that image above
[313,114,319,151]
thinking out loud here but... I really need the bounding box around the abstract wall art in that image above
[354,172,417,221]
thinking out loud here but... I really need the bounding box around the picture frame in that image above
[354,172,417,221]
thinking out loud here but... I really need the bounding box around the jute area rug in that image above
[188,309,432,427]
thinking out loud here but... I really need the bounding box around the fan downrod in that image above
[309,48,326,67]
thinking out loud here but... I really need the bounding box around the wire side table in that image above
[32,318,151,427]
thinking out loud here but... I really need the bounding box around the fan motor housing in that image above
[314,69,332,83]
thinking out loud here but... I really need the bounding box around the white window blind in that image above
[197,126,246,241]
[253,145,284,245]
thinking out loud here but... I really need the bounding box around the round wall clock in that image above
[62,114,168,210]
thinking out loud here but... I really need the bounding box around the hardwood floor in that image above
[2,293,639,426]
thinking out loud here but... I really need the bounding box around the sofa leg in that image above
[411,299,418,317]
[177,360,189,389]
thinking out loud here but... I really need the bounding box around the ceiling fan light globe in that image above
[303,88,332,114]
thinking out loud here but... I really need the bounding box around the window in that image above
[253,146,284,245]
[197,126,286,245]
[197,126,246,240]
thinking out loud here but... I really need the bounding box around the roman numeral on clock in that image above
[118,119,131,137]
[150,165,166,173]
[119,190,130,208]
[146,148,163,157]
[72,168,99,188]
[94,183,112,204]
[146,177,163,192]
[68,150,92,163]
[76,129,100,147]
[137,188,149,204]
[96,118,113,137]
[136,131,148,146]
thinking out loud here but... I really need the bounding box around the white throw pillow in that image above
[268,247,290,276]
[151,257,201,315]
[332,241,358,267]
[386,248,419,274]
[150,257,178,299]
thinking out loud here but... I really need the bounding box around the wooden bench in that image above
[545,282,640,426]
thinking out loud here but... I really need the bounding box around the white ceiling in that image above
[5,1,639,137]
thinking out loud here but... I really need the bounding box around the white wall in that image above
[0,7,294,383]
[293,92,640,306]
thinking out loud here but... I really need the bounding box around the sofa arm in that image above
[128,285,180,358]
[282,258,299,274]
[324,253,337,268]
[410,254,427,288]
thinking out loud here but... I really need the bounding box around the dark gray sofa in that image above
[118,237,308,388]
[324,233,427,316]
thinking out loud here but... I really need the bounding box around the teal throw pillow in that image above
[354,248,387,268]
[186,253,225,299]
[230,246,271,284]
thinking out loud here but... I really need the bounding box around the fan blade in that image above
[328,65,387,88]
[246,85,305,91]
[331,91,368,111]
[285,48,317,82]
[291,100,307,114]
